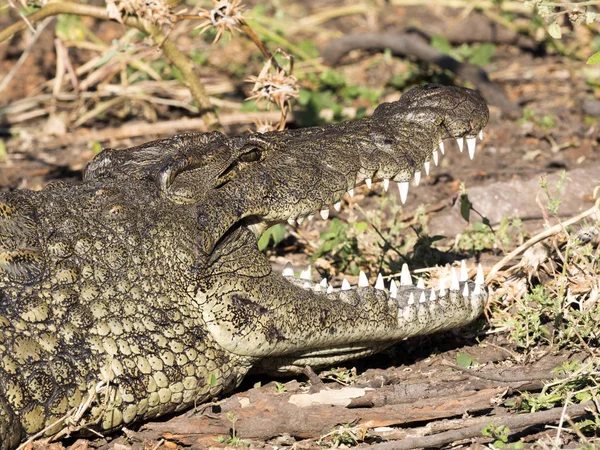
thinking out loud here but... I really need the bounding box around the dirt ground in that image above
[2,1,600,449]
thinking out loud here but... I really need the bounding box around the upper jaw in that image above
[261,123,488,227]
[193,85,489,257]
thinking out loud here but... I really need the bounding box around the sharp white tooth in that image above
[341,278,351,291]
[327,285,334,294]
[304,281,312,289]
[439,141,445,154]
[348,188,354,197]
[457,137,464,152]
[462,283,469,297]
[398,181,409,204]
[439,279,446,296]
[307,214,314,221]
[417,278,425,289]
[365,178,372,189]
[333,201,341,212]
[419,292,426,303]
[472,283,481,296]
[314,283,321,292]
[375,273,384,290]
[430,287,436,301]
[400,263,412,286]
[467,137,476,160]
[282,262,294,277]
[383,178,390,191]
[424,161,430,175]
[358,271,369,287]
[478,129,483,140]
[413,171,421,186]
[390,280,398,299]
[450,268,459,291]
[460,260,468,281]
[433,149,439,166]
[408,292,415,305]
[300,265,312,280]
[287,218,296,226]
[297,217,304,225]
[320,209,329,220]
[476,263,484,285]
[320,278,328,288]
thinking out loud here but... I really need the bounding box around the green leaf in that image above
[459,194,472,223]
[258,224,287,251]
[297,89,313,106]
[469,43,496,67]
[547,22,562,39]
[354,222,368,232]
[456,352,476,368]
[91,141,102,154]
[319,69,346,88]
[55,15,86,41]
[430,35,452,54]
[93,48,118,69]
[208,373,217,387]
[587,51,600,64]
[297,40,320,59]
[575,391,593,403]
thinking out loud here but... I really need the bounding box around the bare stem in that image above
[1,0,219,129]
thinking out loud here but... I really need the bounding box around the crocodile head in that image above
[153,84,488,257]
[81,85,490,360]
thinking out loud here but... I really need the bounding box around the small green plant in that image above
[430,35,496,67]
[481,424,523,449]
[456,352,478,368]
[311,218,369,276]
[296,69,381,126]
[258,223,287,251]
[274,381,287,393]
[539,171,570,215]
[215,412,250,447]
[497,285,553,350]
[516,359,600,415]
[517,107,557,130]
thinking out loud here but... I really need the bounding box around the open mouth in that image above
[246,125,489,313]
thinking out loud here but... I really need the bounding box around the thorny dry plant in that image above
[247,53,299,131]
[194,0,246,43]
[106,0,175,27]
[5,0,297,134]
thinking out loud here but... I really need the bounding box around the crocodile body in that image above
[0,85,489,448]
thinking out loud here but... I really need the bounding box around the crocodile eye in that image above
[238,148,262,163]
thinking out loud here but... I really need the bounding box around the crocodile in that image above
[0,84,489,449]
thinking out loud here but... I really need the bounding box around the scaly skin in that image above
[0,84,489,448]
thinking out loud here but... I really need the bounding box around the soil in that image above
[2,2,600,449]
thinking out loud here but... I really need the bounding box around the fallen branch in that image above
[368,401,594,450]
[37,111,287,149]
[442,364,557,383]
[138,386,504,443]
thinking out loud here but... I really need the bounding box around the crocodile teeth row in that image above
[283,262,486,300]
[286,130,485,225]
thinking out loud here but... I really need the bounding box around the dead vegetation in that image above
[3,0,600,449]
